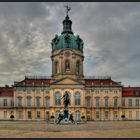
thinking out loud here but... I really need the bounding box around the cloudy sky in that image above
[0,2,140,87]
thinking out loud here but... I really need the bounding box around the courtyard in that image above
[0,121,140,138]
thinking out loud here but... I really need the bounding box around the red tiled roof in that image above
[122,87,140,97]
[0,87,14,96]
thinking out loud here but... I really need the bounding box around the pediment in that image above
[50,77,83,85]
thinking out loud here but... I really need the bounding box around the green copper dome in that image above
[51,15,84,52]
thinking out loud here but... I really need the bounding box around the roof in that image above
[14,76,51,87]
[84,77,122,87]
[0,86,14,96]
[122,87,140,97]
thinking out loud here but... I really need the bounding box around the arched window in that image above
[104,96,109,108]
[114,96,118,108]
[65,60,70,72]
[85,96,91,108]
[75,111,80,121]
[76,60,80,74]
[27,96,31,107]
[45,96,50,108]
[55,92,61,105]
[17,96,22,107]
[36,96,41,107]
[55,61,59,74]
[75,92,80,105]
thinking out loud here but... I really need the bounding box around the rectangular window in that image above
[104,90,108,94]
[105,111,109,120]
[3,111,7,119]
[128,99,132,107]
[36,88,41,94]
[136,111,139,120]
[36,97,40,107]
[3,99,7,106]
[95,98,99,108]
[114,98,118,108]
[96,111,100,119]
[18,111,22,120]
[114,111,118,120]
[122,98,125,106]
[105,98,108,107]
[27,111,32,119]
[10,99,14,106]
[114,90,118,94]
[129,111,132,120]
[36,111,40,119]
[26,88,32,94]
[95,90,99,94]
[136,99,139,107]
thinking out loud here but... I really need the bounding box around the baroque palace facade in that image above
[0,10,140,121]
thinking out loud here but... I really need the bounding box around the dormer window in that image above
[65,60,70,72]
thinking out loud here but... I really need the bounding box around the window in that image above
[36,96,41,107]
[16,88,23,94]
[3,99,7,106]
[114,97,118,108]
[36,111,40,119]
[3,111,7,119]
[95,90,99,94]
[10,99,14,106]
[85,96,90,108]
[128,99,132,107]
[114,90,118,94]
[129,111,132,120]
[27,96,31,107]
[75,92,80,105]
[104,90,108,94]
[45,89,50,94]
[26,88,32,94]
[136,111,139,120]
[104,96,109,108]
[45,96,50,108]
[55,61,59,74]
[65,60,70,72]
[35,88,41,94]
[105,111,109,120]
[114,111,118,120]
[76,61,80,74]
[122,98,125,106]
[136,99,139,107]
[95,97,100,108]
[27,111,32,119]
[75,111,80,121]
[17,96,22,107]
[96,111,100,119]
[55,92,61,105]
[18,111,22,120]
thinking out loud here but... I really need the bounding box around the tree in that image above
[10,114,14,120]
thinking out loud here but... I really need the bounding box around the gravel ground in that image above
[0,121,140,138]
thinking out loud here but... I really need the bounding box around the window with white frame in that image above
[3,99,7,106]
[36,111,40,119]
[129,111,132,120]
[96,111,100,119]
[104,96,109,107]
[95,96,100,108]
[114,97,118,108]
[45,96,50,108]
[36,96,41,107]
[85,96,90,108]
[17,96,22,107]
[128,99,132,107]
[95,90,99,94]
[114,111,118,120]
[104,90,108,94]
[26,87,32,94]
[55,92,61,105]
[27,111,32,119]
[136,99,139,107]
[26,96,31,107]
[75,92,80,105]
[35,88,41,94]
[136,111,139,120]
[122,98,125,106]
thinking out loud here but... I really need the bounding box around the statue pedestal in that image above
[56,108,75,124]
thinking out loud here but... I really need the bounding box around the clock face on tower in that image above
[64,51,70,57]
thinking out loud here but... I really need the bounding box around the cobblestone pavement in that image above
[0,121,140,138]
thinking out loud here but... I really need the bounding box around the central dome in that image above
[51,15,84,52]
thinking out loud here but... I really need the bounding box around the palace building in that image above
[0,8,140,121]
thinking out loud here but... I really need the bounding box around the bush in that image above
[10,114,14,120]
[81,116,85,119]
[121,114,125,118]
[51,115,55,119]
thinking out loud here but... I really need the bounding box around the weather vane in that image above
[65,5,71,16]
